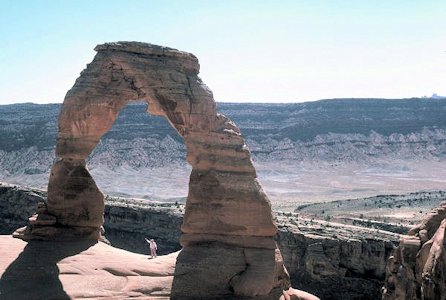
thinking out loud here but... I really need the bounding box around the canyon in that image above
[1,182,399,299]
[3,182,446,299]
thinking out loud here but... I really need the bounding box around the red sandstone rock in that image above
[280,288,320,300]
[12,41,311,299]
[382,201,446,299]
[0,235,175,299]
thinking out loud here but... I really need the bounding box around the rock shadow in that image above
[0,239,96,300]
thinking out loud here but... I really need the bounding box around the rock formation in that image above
[13,42,300,298]
[382,201,446,299]
[0,235,176,299]
[2,182,398,299]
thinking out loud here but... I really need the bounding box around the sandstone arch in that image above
[14,42,291,298]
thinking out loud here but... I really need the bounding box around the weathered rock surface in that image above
[0,235,176,299]
[382,201,446,299]
[0,234,320,300]
[2,182,401,299]
[13,41,293,298]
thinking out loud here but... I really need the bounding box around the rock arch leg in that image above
[172,116,288,298]
[14,42,294,298]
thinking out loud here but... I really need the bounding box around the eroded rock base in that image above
[13,224,100,241]
[13,201,101,242]
[171,243,290,299]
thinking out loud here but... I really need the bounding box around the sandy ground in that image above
[256,159,446,211]
[293,191,446,231]
[0,235,176,299]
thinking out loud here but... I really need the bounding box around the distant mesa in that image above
[2,96,446,205]
[424,93,446,99]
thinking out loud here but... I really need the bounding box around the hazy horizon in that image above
[1,0,445,105]
[2,95,446,107]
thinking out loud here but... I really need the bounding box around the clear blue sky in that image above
[0,0,445,104]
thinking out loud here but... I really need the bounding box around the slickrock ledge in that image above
[0,233,317,300]
[0,235,176,299]
[11,41,313,299]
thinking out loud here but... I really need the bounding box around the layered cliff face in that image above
[382,202,446,299]
[276,219,398,299]
[0,184,47,234]
[0,183,183,254]
[103,197,183,255]
[4,101,445,167]
[0,183,400,299]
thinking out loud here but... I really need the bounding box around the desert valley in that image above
[1,98,446,206]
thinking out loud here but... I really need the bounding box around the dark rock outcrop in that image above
[277,221,398,299]
[0,184,47,234]
[103,196,183,255]
[0,183,182,254]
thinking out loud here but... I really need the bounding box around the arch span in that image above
[14,42,291,298]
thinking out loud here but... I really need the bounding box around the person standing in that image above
[145,238,157,258]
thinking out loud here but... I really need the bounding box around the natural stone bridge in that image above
[13,42,297,299]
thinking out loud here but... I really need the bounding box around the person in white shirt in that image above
[145,238,157,258]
